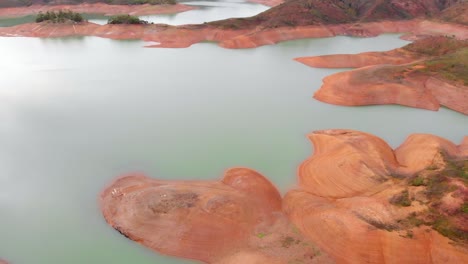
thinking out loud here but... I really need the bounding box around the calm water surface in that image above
[0,6,467,264]
[90,0,269,25]
[0,0,269,26]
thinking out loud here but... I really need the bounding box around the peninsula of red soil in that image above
[0,259,8,264]
[285,129,468,264]
[101,129,468,263]
[297,37,468,114]
[100,168,333,263]
[0,3,194,18]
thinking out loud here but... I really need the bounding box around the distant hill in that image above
[211,0,466,28]
[437,0,468,25]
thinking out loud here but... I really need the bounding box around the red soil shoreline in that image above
[313,70,468,114]
[295,37,468,115]
[0,3,195,18]
[0,19,466,49]
[100,129,468,263]
[295,49,422,69]
[0,0,282,18]
[246,0,284,7]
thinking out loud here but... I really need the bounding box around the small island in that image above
[35,10,84,23]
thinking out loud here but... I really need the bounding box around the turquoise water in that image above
[0,34,466,264]
[0,4,467,264]
[0,15,35,27]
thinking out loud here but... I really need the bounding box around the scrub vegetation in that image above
[369,37,468,86]
[406,37,468,85]
[417,48,468,85]
[384,152,468,243]
[107,14,148,24]
[35,10,84,23]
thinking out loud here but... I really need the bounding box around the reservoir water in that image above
[0,0,270,27]
[0,3,467,264]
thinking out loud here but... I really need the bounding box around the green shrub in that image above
[410,176,426,186]
[432,216,468,242]
[36,10,84,23]
[461,202,468,214]
[107,14,148,25]
[390,190,412,207]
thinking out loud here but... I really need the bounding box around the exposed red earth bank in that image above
[287,129,468,264]
[101,129,468,264]
[0,259,8,264]
[245,0,284,7]
[0,3,195,18]
[0,19,467,49]
[100,168,333,264]
[295,46,422,69]
[0,0,285,18]
[296,37,468,114]
[0,0,467,49]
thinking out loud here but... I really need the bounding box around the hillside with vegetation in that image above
[211,0,465,29]
[436,0,468,25]
[389,153,468,243]
[297,36,468,114]
[366,37,468,86]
